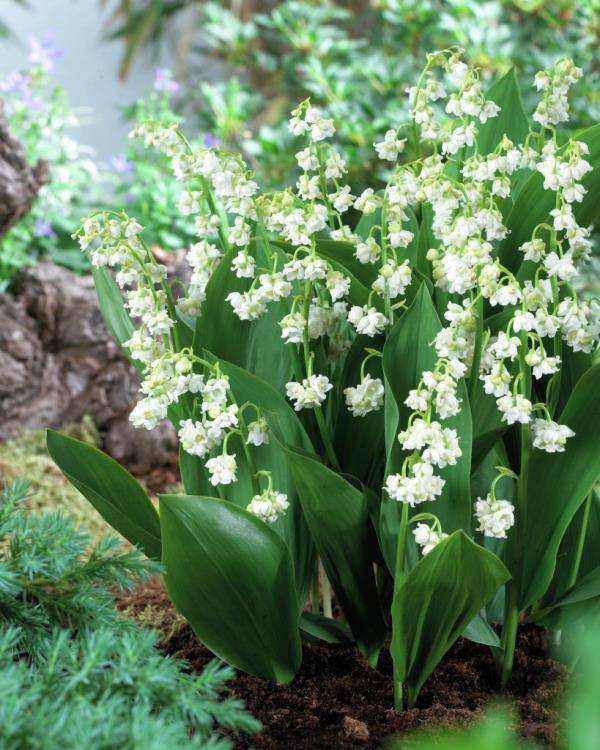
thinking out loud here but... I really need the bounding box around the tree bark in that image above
[0,98,48,237]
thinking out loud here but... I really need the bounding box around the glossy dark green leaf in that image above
[332,333,385,482]
[194,242,294,391]
[477,68,529,156]
[91,266,135,348]
[462,613,501,648]
[283,445,387,664]
[159,493,302,683]
[391,531,510,706]
[506,365,600,611]
[46,430,161,560]
[208,359,316,604]
[534,565,600,630]
[300,612,354,645]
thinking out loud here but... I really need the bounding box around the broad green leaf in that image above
[391,531,510,706]
[332,333,385,482]
[46,430,161,560]
[476,68,529,156]
[207,358,316,604]
[381,284,472,570]
[542,490,598,605]
[499,123,600,272]
[159,494,302,683]
[283,445,387,664]
[534,565,600,630]
[91,266,135,349]
[462,613,501,648]
[506,365,600,611]
[300,612,354,645]
[194,242,294,391]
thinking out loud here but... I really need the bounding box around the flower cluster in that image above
[76,50,598,546]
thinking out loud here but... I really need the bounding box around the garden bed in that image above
[120,579,566,750]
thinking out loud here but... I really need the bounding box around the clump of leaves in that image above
[0,480,260,748]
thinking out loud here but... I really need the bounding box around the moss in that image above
[0,416,111,538]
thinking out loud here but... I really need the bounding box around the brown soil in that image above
[118,578,567,750]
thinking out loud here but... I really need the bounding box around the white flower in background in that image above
[355,237,381,264]
[296,174,322,201]
[246,418,270,446]
[374,130,406,161]
[206,454,237,486]
[285,375,333,410]
[405,386,431,413]
[543,251,577,281]
[496,394,533,425]
[474,495,515,539]
[489,332,521,361]
[372,259,412,299]
[524,348,560,379]
[531,419,575,452]
[326,270,351,301]
[344,376,385,417]
[232,251,256,278]
[331,185,355,214]
[226,290,267,320]
[481,361,512,398]
[296,147,318,171]
[348,305,388,337]
[130,395,168,430]
[290,103,335,141]
[247,488,289,524]
[256,272,292,302]
[354,188,380,215]
[512,312,537,333]
[228,216,251,246]
[413,523,448,555]
[201,377,229,418]
[279,312,306,344]
[178,419,211,457]
[520,238,546,262]
[325,151,346,179]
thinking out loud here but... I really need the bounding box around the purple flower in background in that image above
[109,154,135,176]
[34,218,56,239]
[0,71,32,95]
[28,32,64,72]
[203,133,221,148]
[154,68,181,95]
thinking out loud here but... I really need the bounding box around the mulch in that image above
[118,578,567,749]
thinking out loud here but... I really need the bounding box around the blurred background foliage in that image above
[100,0,600,189]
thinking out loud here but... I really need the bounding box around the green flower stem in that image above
[468,295,484,404]
[500,332,531,688]
[393,501,410,710]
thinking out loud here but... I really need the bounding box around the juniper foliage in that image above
[0,480,260,749]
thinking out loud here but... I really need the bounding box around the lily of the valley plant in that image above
[48,49,600,708]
